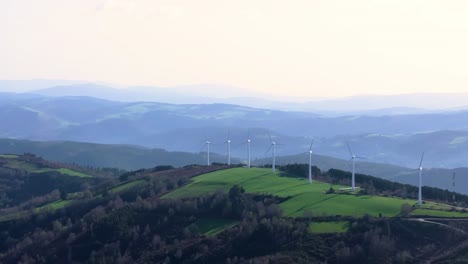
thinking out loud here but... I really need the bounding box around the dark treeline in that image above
[1,183,466,263]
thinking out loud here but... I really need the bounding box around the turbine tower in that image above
[247,131,251,168]
[225,130,231,166]
[347,142,366,192]
[308,138,315,184]
[266,132,279,173]
[238,129,252,168]
[205,141,211,166]
[418,152,425,206]
[201,140,213,166]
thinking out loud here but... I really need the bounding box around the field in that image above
[109,179,146,193]
[37,199,74,211]
[0,154,18,158]
[195,217,238,236]
[309,221,349,234]
[164,168,468,218]
[4,160,91,177]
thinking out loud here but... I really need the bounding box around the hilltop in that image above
[1,159,468,262]
[0,154,119,211]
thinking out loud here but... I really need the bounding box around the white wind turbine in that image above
[202,140,213,166]
[247,129,251,168]
[308,138,315,184]
[417,152,425,206]
[347,142,366,192]
[225,130,231,166]
[266,132,280,173]
[237,129,252,168]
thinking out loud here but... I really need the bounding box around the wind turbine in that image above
[266,132,279,173]
[202,140,212,166]
[225,130,231,166]
[308,138,315,184]
[346,142,366,192]
[417,152,425,206]
[237,129,252,168]
[247,129,251,168]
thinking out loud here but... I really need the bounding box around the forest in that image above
[0,155,468,263]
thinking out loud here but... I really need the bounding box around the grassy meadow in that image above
[4,160,91,177]
[164,167,468,218]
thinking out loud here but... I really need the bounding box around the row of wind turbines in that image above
[202,131,427,206]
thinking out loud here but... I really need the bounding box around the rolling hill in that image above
[1,158,468,263]
[163,167,468,218]
[3,93,468,168]
[2,137,468,195]
[0,138,234,170]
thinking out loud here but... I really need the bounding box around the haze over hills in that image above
[2,92,468,168]
[3,80,468,114]
[31,83,468,114]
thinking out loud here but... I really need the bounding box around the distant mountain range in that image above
[2,80,468,114]
[2,92,468,168]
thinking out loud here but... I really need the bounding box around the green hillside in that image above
[0,138,234,170]
[164,168,468,218]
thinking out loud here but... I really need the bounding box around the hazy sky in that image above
[2,0,468,98]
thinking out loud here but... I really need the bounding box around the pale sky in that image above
[2,0,468,98]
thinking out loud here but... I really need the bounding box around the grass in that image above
[0,200,74,223]
[4,160,91,177]
[309,221,349,234]
[164,167,468,218]
[0,211,27,222]
[195,217,238,236]
[109,179,146,193]
[0,154,18,158]
[411,209,468,218]
[37,199,74,211]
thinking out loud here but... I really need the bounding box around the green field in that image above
[309,221,349,234]
[37,199,74,211]
[0,200,74,223]
[0,154,18,158]
[109,179,146,193]
[195,217,238,236]
[164,168,467,218]
[4,160,91,177]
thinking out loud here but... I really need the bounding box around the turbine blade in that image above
[309,138,315,152]
[268,131,273,143]
[346,142,353,156]
[264,144,273,155]
[419,152,425,168]
[200,143,207,152]
[356,156,367,160]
